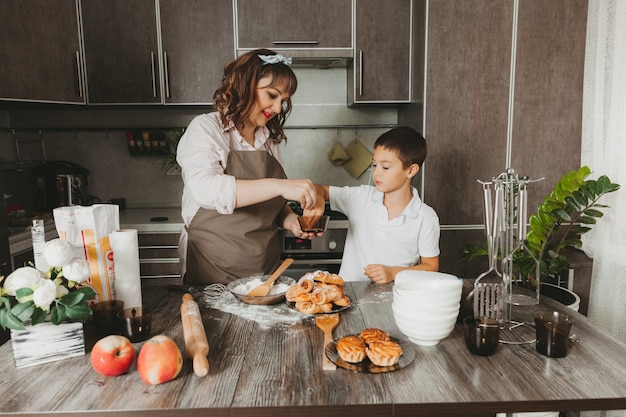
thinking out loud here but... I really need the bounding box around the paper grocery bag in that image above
[53,204,120,303]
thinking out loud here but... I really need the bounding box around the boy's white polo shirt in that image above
[329,185,440,282]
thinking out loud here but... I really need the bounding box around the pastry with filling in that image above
[333,295,351,307]
[366,339,403,367]
[285,276,315,301]
[318,302,334,313]
[310,288,330,305]
[359,328,390,346]
[293,292,311,302]
[295,301,321,314]
[321,285,343,302]
[297,276,315,293]
[312,271,345,286]
[336,335,367,363]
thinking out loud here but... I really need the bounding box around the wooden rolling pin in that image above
[180,293,210,377]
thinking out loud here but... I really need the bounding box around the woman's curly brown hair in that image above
[213,49,298,143]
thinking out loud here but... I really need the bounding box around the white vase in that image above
[10,321,85,369]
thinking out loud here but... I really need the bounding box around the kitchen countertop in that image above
[2,281,626,416]
[8,208,185,255]
[8,207,348,255]
[118,208,184,233]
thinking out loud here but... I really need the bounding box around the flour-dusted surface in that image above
[230,278,290,296]
[197,284,306,329]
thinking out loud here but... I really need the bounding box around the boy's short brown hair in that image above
[374,126,427,169]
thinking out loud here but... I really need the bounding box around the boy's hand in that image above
[364,264,396,284]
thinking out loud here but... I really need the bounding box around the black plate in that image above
[325,336,415,373]
[285,297,351,315]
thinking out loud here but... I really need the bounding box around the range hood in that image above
[237,49,353,68]
[289,56,352,68]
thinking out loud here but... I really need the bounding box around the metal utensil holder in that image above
[480,168,543,344]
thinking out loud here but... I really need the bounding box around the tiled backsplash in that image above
[1,68,401,208]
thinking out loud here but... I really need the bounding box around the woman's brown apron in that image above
[185,148,287,284]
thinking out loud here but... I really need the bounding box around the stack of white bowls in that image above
[392,270,463,346]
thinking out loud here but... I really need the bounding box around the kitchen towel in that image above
[109,229,142,308]
[53,204,119,303]
[342,138,373,179]
[327,142,352,166]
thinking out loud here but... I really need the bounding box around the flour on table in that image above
[230,278,290,295]
[197,284,305,329]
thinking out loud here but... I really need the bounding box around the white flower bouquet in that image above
[0,238,96,330]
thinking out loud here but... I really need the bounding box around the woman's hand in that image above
[235,178,318,210]
[279,179,318,210]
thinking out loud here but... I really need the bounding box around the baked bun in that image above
[310,288,330,305]
[366,339,403,367]
[290,271,349,314]
[295,301,321,314]
[293,292,311,302]
[286,276,316,301]
[318,302,334,313]
[312,270,345,286]
[333,295,351,307]
[336,335,367,363]
[297,276,315,293]
[359,328,390,346]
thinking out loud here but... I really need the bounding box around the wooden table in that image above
[1,281,626,417]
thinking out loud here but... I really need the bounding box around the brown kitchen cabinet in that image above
[399,0,588,278]
[349,0,412,104]
[158,0,234,104]
[0,0,85,104]
[81,0,233,105]
[137,232,182,286]
[236,0,352,53]
[81,0,161,104]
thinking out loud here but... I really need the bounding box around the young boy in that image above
[311,126,440,283]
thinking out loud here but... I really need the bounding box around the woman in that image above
[177,49,318,284]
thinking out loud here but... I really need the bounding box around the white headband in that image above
[258,54,293,66]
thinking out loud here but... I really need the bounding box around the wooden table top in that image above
[1,281,626,417]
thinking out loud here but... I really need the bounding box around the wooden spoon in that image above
[315,313,339,370]
[245,258,294,297]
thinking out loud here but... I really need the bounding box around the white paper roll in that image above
[109,229,142,308]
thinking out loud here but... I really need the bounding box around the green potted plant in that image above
[157,128,184,174]
[461,166,620,290]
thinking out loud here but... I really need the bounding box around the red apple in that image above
[137,334,183,385]
[90,335,136,377]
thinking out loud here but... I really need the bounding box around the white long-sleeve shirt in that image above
[176,112,285,226]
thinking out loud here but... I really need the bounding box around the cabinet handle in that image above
[150,51,157,98]
[75,51,83,98]
[163,51,170,98]
[359,50,364,96]
[272,40,318,45]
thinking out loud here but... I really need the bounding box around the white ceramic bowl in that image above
[393,272,463,305]
[393,319,457,346]
[391,298,460,315]
[392,292,461,310]
[394,270,462,287]
[391,304,459,327]
[394,280,462,298]
[392,303,458,346]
